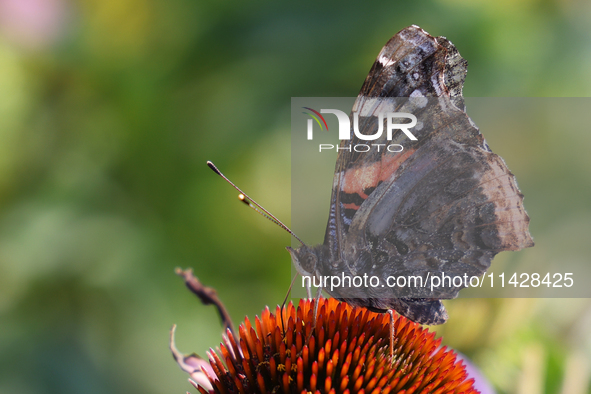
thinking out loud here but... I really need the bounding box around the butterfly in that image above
[286,25,534,325]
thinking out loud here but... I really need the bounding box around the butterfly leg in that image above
[312,285,323,330]
[302,285,323,346]
[387,309,395,359]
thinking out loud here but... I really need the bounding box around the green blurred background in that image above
[1,0,590,393]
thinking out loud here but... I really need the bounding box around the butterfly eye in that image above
[289,246,318,276]
[301,252,318,273]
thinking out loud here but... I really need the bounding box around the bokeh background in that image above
[1,1,590,393]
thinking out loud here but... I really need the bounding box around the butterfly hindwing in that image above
[344,108,533,299]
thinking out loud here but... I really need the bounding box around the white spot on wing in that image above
[378,55,395,67]
[354,97,399,116]
[409,90,428,108]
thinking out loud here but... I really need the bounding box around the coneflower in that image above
[172,269,479,394]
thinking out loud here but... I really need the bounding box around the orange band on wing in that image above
[341,149,417,196]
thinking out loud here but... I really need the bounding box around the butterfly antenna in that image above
[207,161,305,246]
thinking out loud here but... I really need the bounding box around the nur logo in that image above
[303,107,418,153]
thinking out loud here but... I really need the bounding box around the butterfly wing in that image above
[323,26,533,324]
[324,26,449,257]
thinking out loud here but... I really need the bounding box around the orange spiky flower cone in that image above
[172,271,479,394]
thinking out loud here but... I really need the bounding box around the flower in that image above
[172,297,479,394]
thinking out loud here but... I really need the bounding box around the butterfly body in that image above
[289,25,533,325]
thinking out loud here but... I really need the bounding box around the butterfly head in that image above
[286,245,321,277]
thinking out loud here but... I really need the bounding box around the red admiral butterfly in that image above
[287,25,534,325]
[210,25,533,327]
